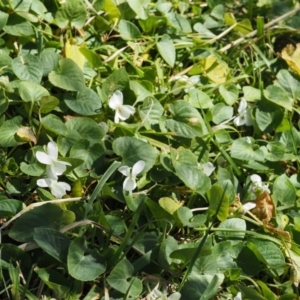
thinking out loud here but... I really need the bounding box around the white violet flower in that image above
[37,177,71,198]
[118,160,145,191]
[233,98,252,126]
[234,292,242,300]
[108,90,135,123]
[242,202,256,214]
[36,141,71,180]
[171,75,199,95]
[250,174,270,194]
[152,288,181,300]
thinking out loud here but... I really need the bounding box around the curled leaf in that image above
[16,126,37,144]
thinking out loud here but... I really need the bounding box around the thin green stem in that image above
[83,161,121,219]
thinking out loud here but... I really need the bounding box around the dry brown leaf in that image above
[251,191,275,223]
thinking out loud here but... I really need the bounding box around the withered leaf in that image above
[252,191,275,223]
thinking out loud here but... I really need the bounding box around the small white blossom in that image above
[37,177,71,198]
[36,141,71,180]
[118,160,145,191]
[199,162,215,176]
[108,90,135,123]
[172,75,199,95]
[242,202,256,214]
[233,98,252,126]
[250,174,270,193]
[234,292,242,300]
[152,288,181,300]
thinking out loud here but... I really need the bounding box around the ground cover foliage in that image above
[1,0,300,299]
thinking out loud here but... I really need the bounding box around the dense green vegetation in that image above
[1,0,300,299]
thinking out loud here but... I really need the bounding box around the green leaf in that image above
[64,87,102,115]
[159,197,183,215]
[67,237,106,281]
[2,157,18,175]
[0,11,9,31]
[130,80,153,102]
[106,258,142,297]
[181,274,224,300]
[55,0,87,29]
[165,12,192,33]
[207,185,229,221]
[37,268,73,299]
[170,148,211,194]
[0,98,8,116]
[193,22,216,38]
[216,218,246,239]
[138,97,164,129]
[157,34,175,67]
[158,235,178,268]
[276,69,300,101]
[118,19,141,40]
[231,137,264,161]
[6,0,31,10]
[42,114,68,136]
[273,174,296,205]
[65,117,105,145]
[174,206,194,227]
[261,141,285,161]
[33,228,70,263]
[186,89,213,109]
[145,198,174,224]
[199,273,225,300]
[79,47,102,68]
[70,139,105,170]
[255,100,284,132]
[0,199,25,218]
[12,54,43,83]
[264,85,293,111]
[1,244,31,273]
[39,96,60,114]
[139,15,166,33]
[277,127,300,153]
[20,162,44,176]
[18,81,49,102]
[48,58,85,92]
[112,136,158,173]
[212,241,237,271]
[0,116,25,147]
[127,0,148,19]
[216,168,235,203]
[3,14,34,36]
[238,286,267,300]
[248,239,285,275]
[102,67,130,97]
[257,280,277,300]
[211,103,233,124]
[40,49,61,76]
[102,0,121,20]
[170,244,210,263]
[236,245,262,276]
[9,203,75,242]
[165,100,207,138]
[219,84,239,105]
[243,86,261,101]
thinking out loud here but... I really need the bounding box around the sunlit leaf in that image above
[157,34,176,67]
[65,38,86,69]
[16,126,37,144]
